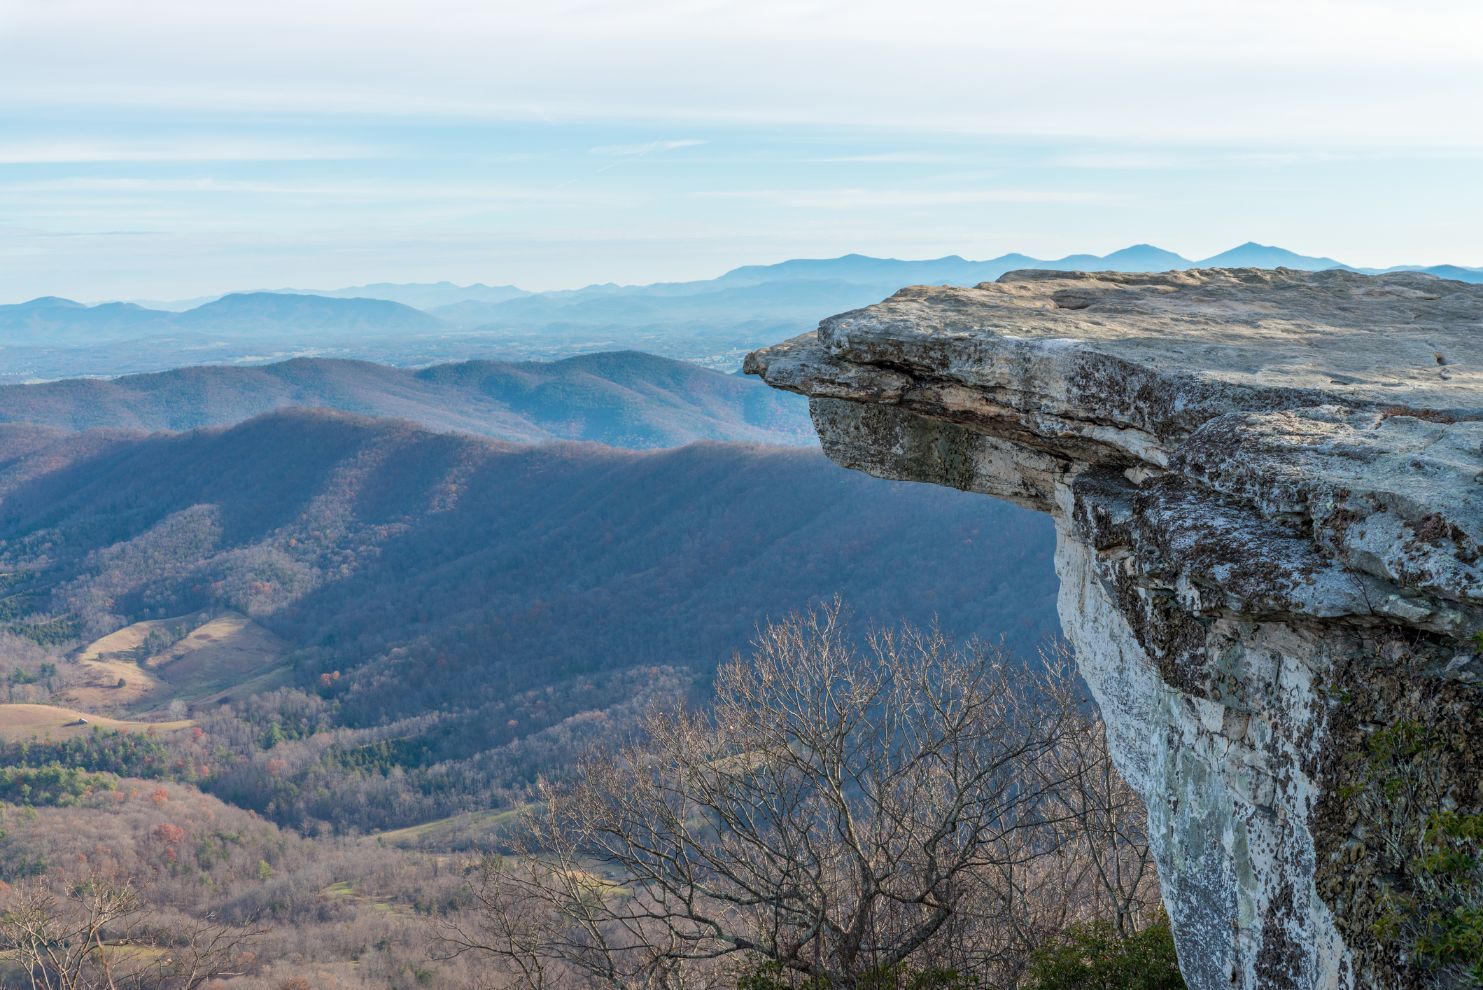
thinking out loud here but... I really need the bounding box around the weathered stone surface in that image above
[746,268,1483,990]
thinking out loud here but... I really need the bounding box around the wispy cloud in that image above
[0,177,363,194]
[1048,149,1352,170]
[0,139,375,164]
[37,229,159,238]
[807,152,981,165]
[1045,147,1483,171]
[1049,152,1186,170]
[697,188,1119,209]
[0,224,158,238]
[589,139,707,157]
[0,176,612,205]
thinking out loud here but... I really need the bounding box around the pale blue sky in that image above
[2,0,1481,301]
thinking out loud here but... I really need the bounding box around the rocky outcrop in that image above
[745,268,1483,990]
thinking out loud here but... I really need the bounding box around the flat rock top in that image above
[747,267,1483,620]
[812,268,1482,417]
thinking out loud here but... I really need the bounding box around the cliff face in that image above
[745,268,1483,990]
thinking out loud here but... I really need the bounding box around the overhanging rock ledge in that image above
[745,268,1483,990]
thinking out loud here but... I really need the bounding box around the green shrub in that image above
[1026,919,1186,990]
[1350,718,1482,986]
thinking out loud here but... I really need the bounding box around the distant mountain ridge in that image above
[130,281,531,313]
[1193,242,1348,270]
[0,351,812,448]
[705,241,1474,288]
[3,244,1478,383]
[0,291,445,345]
[178,292,443,334]
[278,281,530,309]
[14,243,1476,328]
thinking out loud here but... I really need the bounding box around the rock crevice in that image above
[745,268,1483,990]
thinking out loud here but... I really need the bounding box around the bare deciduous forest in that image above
[3,609,1180,989]
[0,401,1177,987]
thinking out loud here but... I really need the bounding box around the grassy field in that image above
[143,613,291,703]
[0,703,193,742]
[74,613,203,664]
[64,610,290,714]
[374,805,531,850]
[65,614,200,709]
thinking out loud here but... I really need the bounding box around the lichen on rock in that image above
[745,268,1483,990]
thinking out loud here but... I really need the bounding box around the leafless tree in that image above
[1035,647,1160,941]
[435,602,1139,989]
[0,872,263,990]
[929,645,1160,987]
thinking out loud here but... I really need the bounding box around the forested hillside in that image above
[0,351,812,447]
[0,410,1058,832]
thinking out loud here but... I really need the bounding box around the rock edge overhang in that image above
[744,267,1483,641]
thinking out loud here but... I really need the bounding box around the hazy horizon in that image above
[3,0,1481,300]
[7,240,1482,309]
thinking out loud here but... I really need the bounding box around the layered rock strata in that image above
[745,268,1482,990]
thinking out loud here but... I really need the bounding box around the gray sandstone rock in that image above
[745,268,1482,990]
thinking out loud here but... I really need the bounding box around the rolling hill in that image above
[0,409,1058,829]
[0,351,813,447]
